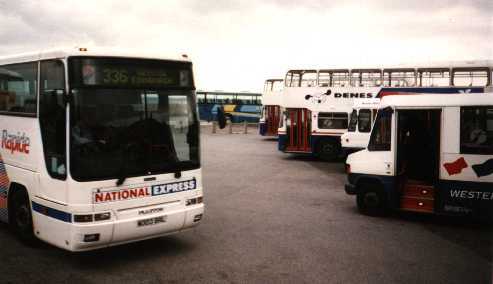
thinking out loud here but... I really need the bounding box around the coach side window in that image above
[460,107,493,155]
[40,60,67,179]
[0,62,37,114]
[318,112,348,129]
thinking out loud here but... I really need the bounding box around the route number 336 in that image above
[103,68,129,84]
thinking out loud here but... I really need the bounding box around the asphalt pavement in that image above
[0,126,491,283]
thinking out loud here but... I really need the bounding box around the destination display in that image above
[70,57,193,89]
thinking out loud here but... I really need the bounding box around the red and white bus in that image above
[259,79,283,136]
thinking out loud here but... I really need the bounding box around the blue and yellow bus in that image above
[196,91,262,123]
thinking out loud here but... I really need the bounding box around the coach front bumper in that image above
[68,204,204,251]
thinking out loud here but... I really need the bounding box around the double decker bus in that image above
[259,79,283,136]
[196,90,262,122]
[278,61,493,160]
[0,48,204,251]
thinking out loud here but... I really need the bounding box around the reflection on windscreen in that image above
[70,89,199,181]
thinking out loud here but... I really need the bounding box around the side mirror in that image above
[217,106,227,129]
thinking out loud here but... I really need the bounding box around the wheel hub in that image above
[15,205,30,229]
[364,192,379,207]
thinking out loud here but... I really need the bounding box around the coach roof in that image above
[0,47,192,65]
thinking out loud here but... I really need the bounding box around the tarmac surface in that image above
[0,126,492,283]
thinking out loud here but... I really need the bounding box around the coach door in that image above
[266,105,281,135]
[396,109,441,213]
[286,108,311,152]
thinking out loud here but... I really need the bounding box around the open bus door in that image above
[396,109,441,213]
[266,105,281,135]
[286,108,311,152]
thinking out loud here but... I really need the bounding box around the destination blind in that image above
[69,57,193,89]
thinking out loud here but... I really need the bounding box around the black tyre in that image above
[10,190,36,243]
[316,139,340,161]
[356,184,387,216]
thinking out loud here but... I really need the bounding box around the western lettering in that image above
[450,190,461,198]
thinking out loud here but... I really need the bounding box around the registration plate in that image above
[137,216,167,227]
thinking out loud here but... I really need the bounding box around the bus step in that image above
[400,182,434,213]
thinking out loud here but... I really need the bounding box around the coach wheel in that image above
[316,139,340,161]
[10,190,35,243]
[356,185,387,216]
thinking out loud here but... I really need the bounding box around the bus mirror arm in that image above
[63,90,73,105]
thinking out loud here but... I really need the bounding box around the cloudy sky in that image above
[0,0,492,92]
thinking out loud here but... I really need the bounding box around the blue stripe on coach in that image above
[32,201,72,223]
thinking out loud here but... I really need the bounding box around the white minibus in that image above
[345,94,493,218]
[341,99,380,154]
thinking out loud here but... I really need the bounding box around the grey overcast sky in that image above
[0,0,492,92]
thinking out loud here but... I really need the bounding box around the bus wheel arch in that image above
[356,178,388,216]
[8,183,36,243]
[315,137,341,161]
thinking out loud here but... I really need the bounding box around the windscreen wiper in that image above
[116,142,135,186]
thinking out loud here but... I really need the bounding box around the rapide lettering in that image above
[1,130,30,154]
[93,178,197,203]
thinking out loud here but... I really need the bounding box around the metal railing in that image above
[211,120,258,134]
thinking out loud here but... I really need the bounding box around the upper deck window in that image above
[0,62,38,115]
[285,71,301,87]
[452,68,489,87]
[383,69,416,87]
[419,68,450,87]
[350,70,382,87]
[300,71,317,87]
[318,71,331,87]
[272,80,283,92]
[331,70,350,87]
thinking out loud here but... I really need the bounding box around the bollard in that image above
[212,121,216,134]
[243,121,248,134]
[229,119,233,134]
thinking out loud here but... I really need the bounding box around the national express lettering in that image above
[93,179,197,203]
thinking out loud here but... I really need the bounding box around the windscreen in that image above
[368,108,392,151]
[69,57,199,181]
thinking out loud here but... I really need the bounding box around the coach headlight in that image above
[74,212,111,223]
[74,214,93,223]
[186,196,203,206]
[94,212,111,221]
